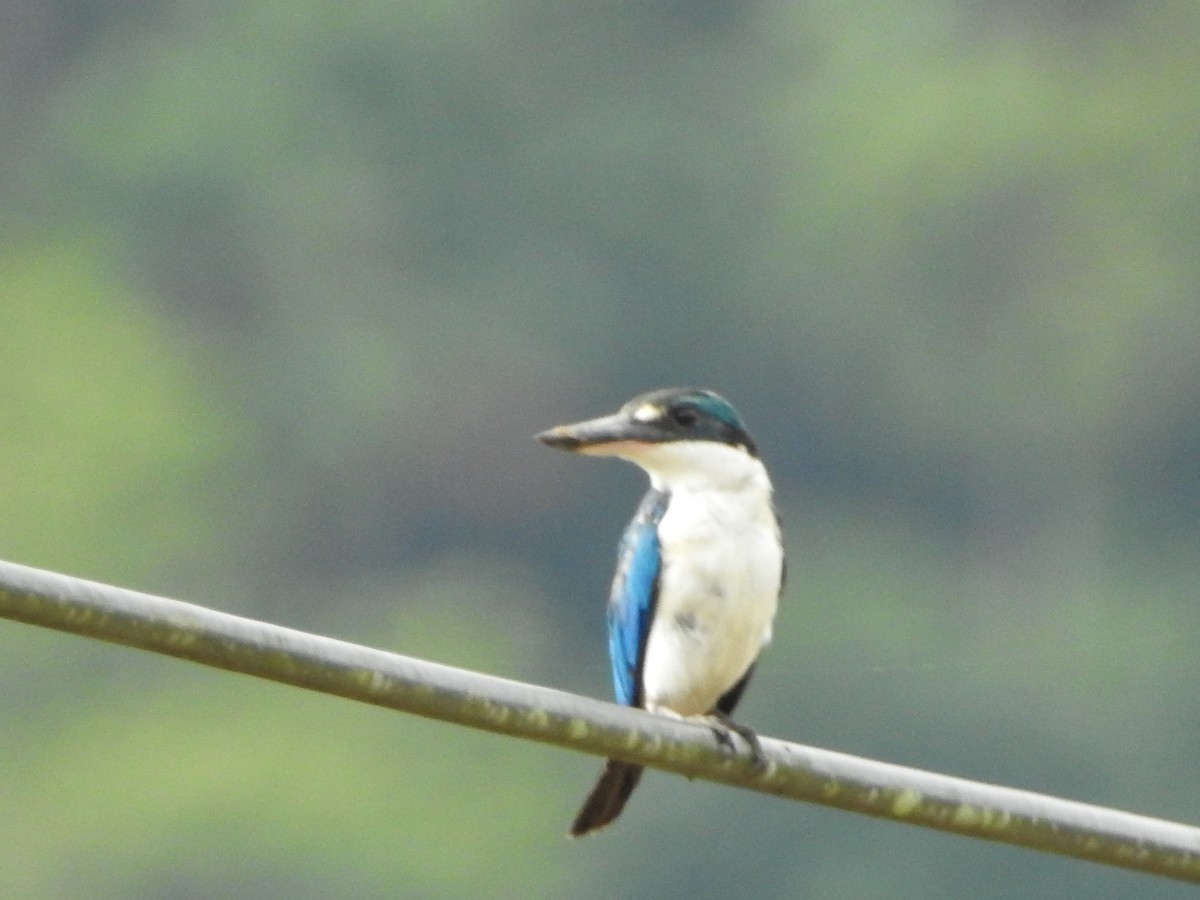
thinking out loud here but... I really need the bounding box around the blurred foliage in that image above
[0,236,239,583]
[1,0,1199,897]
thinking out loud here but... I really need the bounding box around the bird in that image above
[537,387,784,837]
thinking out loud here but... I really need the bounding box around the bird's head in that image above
[536,388,764,491]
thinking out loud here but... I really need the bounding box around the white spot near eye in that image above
[632,403,661,422]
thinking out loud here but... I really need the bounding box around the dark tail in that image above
[568,760,644,837]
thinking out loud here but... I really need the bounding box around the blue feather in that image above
[607,489,669,707]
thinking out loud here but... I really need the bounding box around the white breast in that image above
[635,447,782,716]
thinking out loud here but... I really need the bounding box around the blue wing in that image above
[607,489,669,708]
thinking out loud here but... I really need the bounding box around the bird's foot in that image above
[649,706,769,771]
[705,712,768,771]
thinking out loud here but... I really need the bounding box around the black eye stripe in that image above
[670,405,699,426]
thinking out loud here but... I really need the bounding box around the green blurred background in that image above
[2,1,1199,897]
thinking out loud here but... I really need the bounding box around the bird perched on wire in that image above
[537,387,784,837]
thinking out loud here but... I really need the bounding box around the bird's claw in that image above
[707,713,768,771]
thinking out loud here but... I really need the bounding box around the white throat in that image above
[621,440,772,496]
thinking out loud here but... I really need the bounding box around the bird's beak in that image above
[536,412,659,455]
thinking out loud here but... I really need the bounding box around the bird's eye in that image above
[670,405,699,427]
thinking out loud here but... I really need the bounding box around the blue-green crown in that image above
[621,387,756,455]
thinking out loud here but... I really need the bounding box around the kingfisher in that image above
[537,387,784,837]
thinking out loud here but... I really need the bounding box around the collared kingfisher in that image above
[537,387,784,837]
